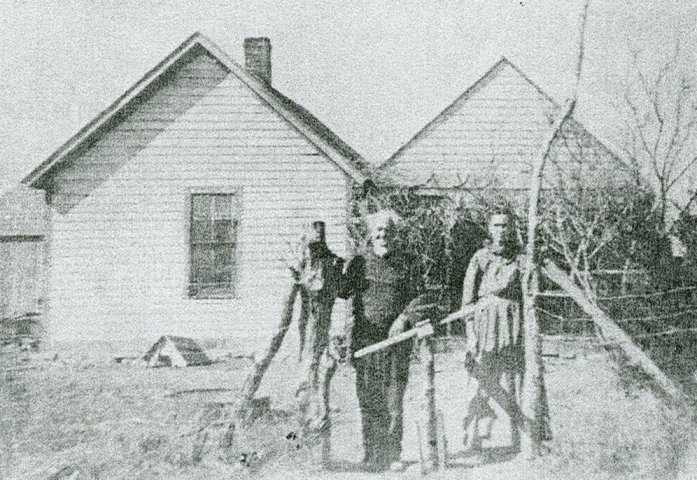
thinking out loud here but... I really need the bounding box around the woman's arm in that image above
[461,251,483,308]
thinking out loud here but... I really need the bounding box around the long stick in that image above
[420,335,438,471]
[234,281,300,421]
[353,329,419,359]
[354,319,436,359]
[440,303,480,326]
[542,260,683,400]
[353,303,477,358]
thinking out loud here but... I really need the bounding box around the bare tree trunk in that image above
[522,102,576,455]
[521,269,547,454]
[316,347,339,467]
[521,0,590,456]
[542,260,683,400]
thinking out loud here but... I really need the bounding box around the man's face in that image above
[370,222,393,257]
[488,214,510,247]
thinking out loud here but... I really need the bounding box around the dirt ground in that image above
[0,337,694,480]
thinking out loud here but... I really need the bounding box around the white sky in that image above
[0,0,694,191]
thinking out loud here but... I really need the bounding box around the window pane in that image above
[191,244,214,283]
[214,244,233,269]
[192,219,212,242]
[214,244,234,290]
[214,195,233,219]
[192,195,211,219]
[213,219,232,243]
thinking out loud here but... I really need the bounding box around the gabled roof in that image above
[376,56,625,188]
[22,32,371,187]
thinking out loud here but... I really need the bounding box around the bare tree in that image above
[527,36,688,412]
[621,41,697,229]
[540,128,652,295]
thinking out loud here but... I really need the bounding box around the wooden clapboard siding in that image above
[0,185,47,237]
[380,59,625,189]
[43,48,351,348]
[0,186,48,320]
[0,238,45,319]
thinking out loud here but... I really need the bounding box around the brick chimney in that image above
[244,37,272,85]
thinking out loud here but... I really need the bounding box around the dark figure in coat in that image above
[339,210,427,472]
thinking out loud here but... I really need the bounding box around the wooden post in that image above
[294,221,343,435]
[436,409,447,470]
[420,333,439,472]
[296,289,337,434]
[416,423,426,476]
[297,290,310,361]
[520,0,590,455]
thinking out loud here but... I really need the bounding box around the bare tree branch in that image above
[622,39,697,227]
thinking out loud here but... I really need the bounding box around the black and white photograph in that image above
[1,1,697,478]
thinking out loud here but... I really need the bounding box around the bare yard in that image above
[0,338,694,480]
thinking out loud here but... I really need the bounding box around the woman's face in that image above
[488,214,510,247]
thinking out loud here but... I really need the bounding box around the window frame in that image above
[185,187,243,300]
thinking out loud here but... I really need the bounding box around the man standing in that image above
[339,210,423,472]
[459,212,525,453]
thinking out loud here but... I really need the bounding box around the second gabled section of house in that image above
[376,57,629,194]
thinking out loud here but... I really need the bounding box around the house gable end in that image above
[378,58,626,189]
[23,34,368,190]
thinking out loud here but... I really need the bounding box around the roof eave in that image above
[194,35,369,183]
[22,32,207,187]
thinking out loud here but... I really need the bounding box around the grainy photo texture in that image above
[2,1,697,479]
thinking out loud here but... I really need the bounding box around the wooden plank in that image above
[94,137,312,148]
[125,111,285,121]
[68,145,321,156]
[0,235,44,243]
[353,321,435,359]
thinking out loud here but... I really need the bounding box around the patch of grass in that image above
[1,341,695,479]
[541,354,693,480]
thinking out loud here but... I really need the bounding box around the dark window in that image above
[189,193,240,298]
